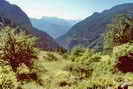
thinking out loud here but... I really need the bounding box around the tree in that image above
[104,14,133,50]
[0,27,38,72]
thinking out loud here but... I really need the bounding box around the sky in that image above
[7,0,133,20]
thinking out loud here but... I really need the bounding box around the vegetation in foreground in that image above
[0,15,133,89]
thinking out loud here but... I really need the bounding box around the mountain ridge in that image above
[57,3,133,50]
[30,17,79,38]
[0,0,61,51]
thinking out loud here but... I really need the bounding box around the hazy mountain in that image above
[0,0,60,51]
[30,17,79,38]
[57,3,133,50]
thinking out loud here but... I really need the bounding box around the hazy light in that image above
[6,0,133,20]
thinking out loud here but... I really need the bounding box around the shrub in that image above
[17,64,30,74]
[77,48,94,63]
[55,47,67,54]
[0,27,38,72]
[44,52,58,61]
[69,45,86,62]
[115,55,133,73]
[54,71,75,87]
[87,75,116,89]
[64,62,93,80]
[70,45,85,57]
[113,43,133,58]
[112,43,133,73]
[104,14,133,50]
[0,64,19,89]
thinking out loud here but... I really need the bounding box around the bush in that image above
[64,62,93,80]
[0,27,38,72]
[112,43,133,73]
[0,64,19,89]
[77,48,94,64]
[70,45,85,57]
[55,47,67,54]
[69,46,93,62]
[104,14,133,50]
[44,52,58,61]
[55,71,74,87]
[113,43,133,58]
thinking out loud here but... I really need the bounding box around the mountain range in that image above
[0,0,60,51]
[1,0,133,51]
[57,3,133,50]
[30,17,79,38]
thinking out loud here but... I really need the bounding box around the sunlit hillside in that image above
[1,0,133,89]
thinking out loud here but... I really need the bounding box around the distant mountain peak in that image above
[30,17,79,38]
[42,16,60,19]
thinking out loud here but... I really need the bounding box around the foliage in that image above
[2,42,133,89]
[0,27,38,72]
[0,63,19,89]
[55,47,67,54]
[78,48,94,63]
[70,45,86,57]
[112,43,133,58]
[104,14,133,50]
[1,15,133,89]
[44,52,58,61]
[112,43,133,73]
[69,45,93,63]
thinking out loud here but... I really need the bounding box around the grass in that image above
[21,49,133,89]
[22,51,74,89]
[2,45,133,89]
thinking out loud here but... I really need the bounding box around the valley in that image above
[0,0,133,89]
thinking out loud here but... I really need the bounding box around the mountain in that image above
[57,3,133,50]
[30,17,79,38]
[0,0,60,51]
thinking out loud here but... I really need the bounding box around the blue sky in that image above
[7,0,133,20]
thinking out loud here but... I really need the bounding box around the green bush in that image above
[77,48,94,64]
[0,27,38,72]
[71,45,85,56]
[0,64,19,89]
[55,71,75,87]
[112,43,133,73]
[69,46,93,63]
[112,43,133,59]
[104,14,133,50]
[64,62,93,80]
[44,52,58,61]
